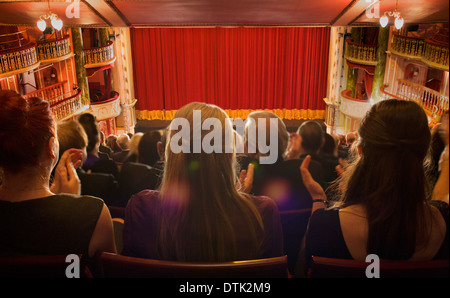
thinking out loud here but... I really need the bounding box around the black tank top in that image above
[0,194,103,256]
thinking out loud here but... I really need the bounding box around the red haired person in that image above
[0,90,116,257]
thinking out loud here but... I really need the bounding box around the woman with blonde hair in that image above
[123,102,283,261]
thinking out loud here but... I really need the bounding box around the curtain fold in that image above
[130,27,330,120]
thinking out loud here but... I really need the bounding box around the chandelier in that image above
[37,0,63,31]
[379,0,404,30]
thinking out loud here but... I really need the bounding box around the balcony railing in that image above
[345,38,377,66]
[51,88,88,121]
[24,81,66,105]
[0,30,40,78]
[24,82,88,121]
[36,35,72,63]
[423,40,450,70]
[390,33,449,71]
[381,79,449,124]
[0,42,39,78]
[84,41,115,68]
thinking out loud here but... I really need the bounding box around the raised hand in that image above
[237,163,254,194]
[50,149,82,195]
[300,155,326,201]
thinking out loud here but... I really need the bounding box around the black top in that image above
[305,200,449,268]
[243,156,325,211]
[0,194,104,256]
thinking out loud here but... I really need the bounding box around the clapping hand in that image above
[300,155,326,201]
[50,149,82,195]
[237,163,254,194]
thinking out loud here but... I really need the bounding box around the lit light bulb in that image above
[51,17,63,31]
[37,19,46,31]
[380,15,389,27]
[394,16,404,29]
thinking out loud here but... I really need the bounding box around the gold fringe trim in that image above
[136,108,325,121]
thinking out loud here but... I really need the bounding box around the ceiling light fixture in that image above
[37,0,63,31]
[379,0,404,30]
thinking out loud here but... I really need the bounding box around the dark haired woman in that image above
[0,90,116,257]
[78,113,119,180]
[300,99,448,268]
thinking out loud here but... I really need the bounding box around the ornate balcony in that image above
[339,89,372,132]
[340,89,372,119]
[344,38,377,66]
[24,81,66,106]
[382,79,449,124]
[51,88,89,121]
[422,40,449,71]
[0,41,39,79]
[84,41,116,69]
[36,35,74,63]
[90,91,121,121]
[390,33,449,71]
[24,82,89,121]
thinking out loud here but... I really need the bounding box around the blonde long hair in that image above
[158,102,264,261]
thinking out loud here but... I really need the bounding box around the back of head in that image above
[245,111,289,162]
[345,132,357,145]
[160,102,263,261]
[129,132,143,156]
[138,130,161,167]
[57,120,88,158]
[297,120,324,154]
[116,134,130,151]
[342,99,431,259]
[321,133,338,156]
[77,113,99,153]
[0,90,54,174]
[106,135,120,153]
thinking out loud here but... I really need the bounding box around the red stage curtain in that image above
[130,27,330,120]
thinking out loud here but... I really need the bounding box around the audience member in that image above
[124,132,143,163]
[78,113,119,180]
[98,131,112,159]
[345,131,357,146]
[154,127,168,171]
[241,112,323,211]
[318,133,340,199]
[112,134,131,164]
[138,130,162,168]
[106,134,121,154]
[337,134,348,159]
[287,120,336,190]
[299,99,448,273]
[337,131,358,160]
[0,90,116,257]
[117,130,166,207]
[321,133,339,158]
[56,120,119,206]
[429,111,449,187]
[123,102,283,262]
